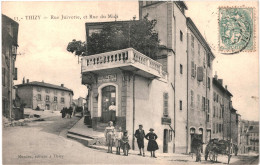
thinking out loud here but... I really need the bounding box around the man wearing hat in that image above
[134,124,145,156]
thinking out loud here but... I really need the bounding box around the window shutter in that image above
[194,64,197,78]
[205,98,208,111]
[197,67,203,81]
[191,61,194,77]
[163,93,168,117]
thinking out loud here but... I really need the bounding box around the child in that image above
[121,131,130,156]
[114,127,123,155]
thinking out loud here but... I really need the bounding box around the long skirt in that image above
[147,140,159,151]
[122,142,130,150]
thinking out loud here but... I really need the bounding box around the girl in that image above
[121,131,130,156]
[104,121,115,153]
[145,128,159,158]
[114,127,123,155]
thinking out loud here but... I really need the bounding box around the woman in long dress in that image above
[104,121,115,153]
[145,128,159,158]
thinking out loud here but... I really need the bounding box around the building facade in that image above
[2,14,19,119]
[16,80,73,110]
[81,1,241,154]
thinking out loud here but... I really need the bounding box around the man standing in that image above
[135,124,145,157]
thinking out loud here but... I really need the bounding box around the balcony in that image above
[81,48,167,80]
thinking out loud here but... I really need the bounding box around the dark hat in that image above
[149,128,154,131]
[139,124,143,127]
[124,130,128,133]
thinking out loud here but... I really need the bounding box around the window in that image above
[2,68,5,86]
[37,87,41,92]
[191,35,194,48]
[202,97,206,111]
[46,95,50,101]
[61,91,65,96]
[203,69,206,85]
[54,96,57,102]
[198,44,200,60]
[180,30,183,41]
[163,92,169,117]
[216,124,218,133]
[216,94,219,102]
[191,61,195,78]
[197,94,200,110]
[45,89,50,93]
[213,106,215,118]
[208,99,210,113]
[61,97,65,104]
[180,64,183,74]
[207,114,209,122]
[191,90,194,108]
[207,77,210,89]
[213,92,216,101]
[203,51,206,68]
[219,124,222,133]
[180,100,182,110]
[191,35,194,57]
[54,90,58,95]
[37,94,42,101]
[213,123,215,134]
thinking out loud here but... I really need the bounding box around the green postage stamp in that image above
[219,7,255,54]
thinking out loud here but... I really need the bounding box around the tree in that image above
[66,14,161,59]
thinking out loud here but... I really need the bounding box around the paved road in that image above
[231,155,259,165]
[3,115,172,164]
[2,114,258,164]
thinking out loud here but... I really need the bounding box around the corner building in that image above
[82,1,216,154]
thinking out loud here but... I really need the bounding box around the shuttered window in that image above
[202,97,205,111]
[180,100,182,110]
[191,90,194,108]
[163,92,168,117]
[207,77,210,89]
[2,67,5,86]
[191,61,194,77]
[208,99,210,113]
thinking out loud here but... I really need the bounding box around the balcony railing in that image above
[81,48,167,80]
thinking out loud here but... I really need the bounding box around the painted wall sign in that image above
[98,74,117,83]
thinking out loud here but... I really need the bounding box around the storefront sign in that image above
[161,117,171,125]
[98,74,117,83]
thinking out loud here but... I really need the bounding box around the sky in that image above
[2,1,259,121]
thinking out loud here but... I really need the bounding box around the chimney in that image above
[61,84,64,87]
[225,85,227,89]
[218,79,223,85]
[214,71,218,79]
[26,79,29,83]
[22,77,25,84]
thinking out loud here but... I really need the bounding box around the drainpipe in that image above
[172,4,176,154]
[132,73,136,150]
[186,30,189,154]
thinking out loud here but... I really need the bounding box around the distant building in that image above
[2,14,19,119]
[212,74,233,140]
[15,80,73,110]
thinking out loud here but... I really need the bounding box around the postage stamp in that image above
[219,7,255,54]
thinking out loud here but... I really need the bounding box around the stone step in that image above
[67,132,94,146]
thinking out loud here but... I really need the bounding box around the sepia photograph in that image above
[1,1,259,164]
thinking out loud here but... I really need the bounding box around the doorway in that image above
[101,85,116,123]
[163,129,169,153]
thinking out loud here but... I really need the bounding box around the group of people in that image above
[104,122,159,158]
[60,107,73,118]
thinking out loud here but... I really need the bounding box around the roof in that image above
[186,17,215,59]
[15,81,74,94]
[213,78,233,97]
[248,125,259,133]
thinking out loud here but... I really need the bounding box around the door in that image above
[101,85,116,123]
[163,129,168,153]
